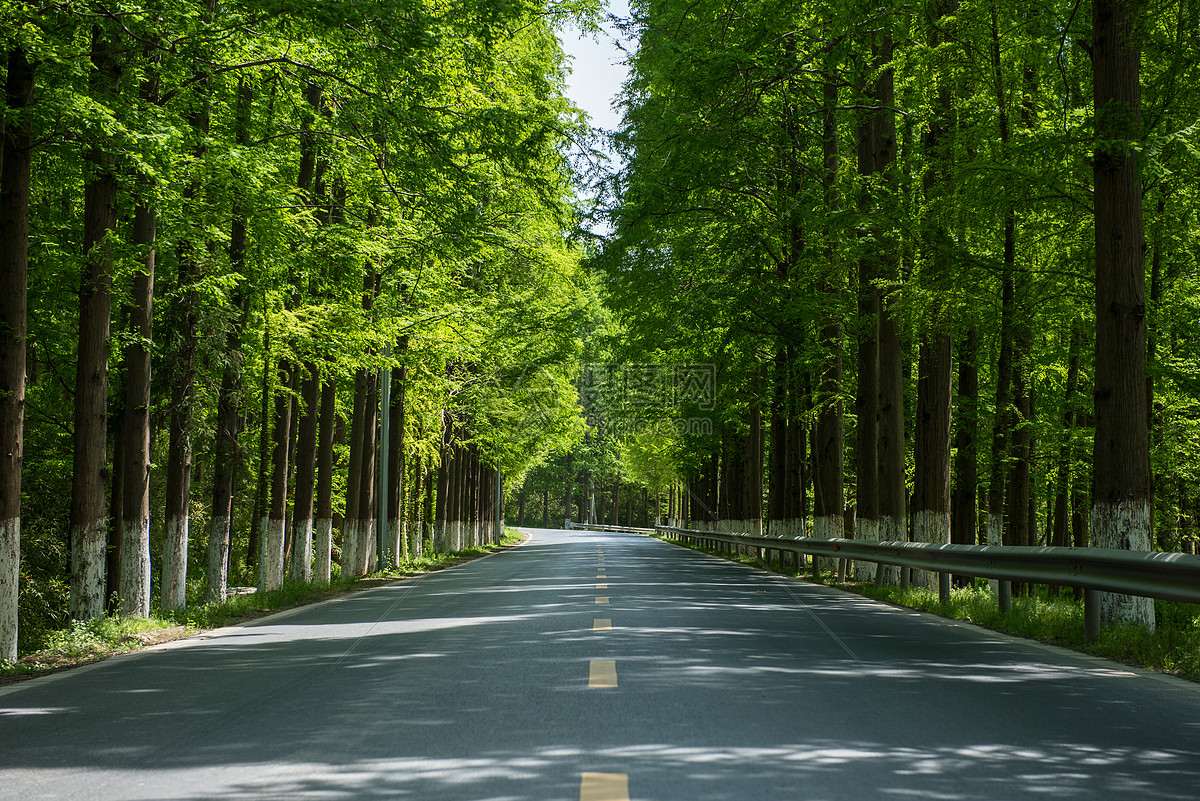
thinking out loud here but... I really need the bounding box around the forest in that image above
[0,0,602,660]
[3,0,1199,663]
[524,0,1200,634]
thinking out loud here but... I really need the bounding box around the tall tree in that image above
[911,0,957,589]
[70,25,122,620]
[0,46,35,659]
[1091,0,1154,629]
[814,46,845,544]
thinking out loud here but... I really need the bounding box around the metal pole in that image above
[1084,588,1101,642]
[377,345,391,571]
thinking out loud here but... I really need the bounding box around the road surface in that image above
[2,527,1198,800]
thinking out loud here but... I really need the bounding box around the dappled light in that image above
[3,530,1198,799]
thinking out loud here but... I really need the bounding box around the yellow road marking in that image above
[580,772,629,801]
[588,660,618,688]
[597,574,606,579]
[595,596,609,604]
[593,618,611,631]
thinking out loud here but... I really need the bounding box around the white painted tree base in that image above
[288,519,313,583]
[342,519,359,578]
[260,517,286,591]
[119,518,151,617]
[0,517,18,661]
[911,509,949,591]
[206,515,230,603]
[876,516,904,585]
[1092,499,1156,631]
[313,518,333,583]
[71,518,108,620]
[357,520,375,574]
[986,513,1001,594]
[855,518,878,581]
[813,515,842,576]
[161,514,188,611]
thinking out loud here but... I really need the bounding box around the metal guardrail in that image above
[565,522,656,535]
[653,525,1200,640]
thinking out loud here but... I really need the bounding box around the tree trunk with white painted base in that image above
[205,78,252,603]
[288,362,319,584]
[314,379,337,583]
[0,46,33,659]
[355,370,379,574]
[260,364,292,592]
[1091,0,1154,630]
[70,26,121,621]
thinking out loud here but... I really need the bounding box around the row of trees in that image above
[597,0,1200,631]
[0,0,598,660]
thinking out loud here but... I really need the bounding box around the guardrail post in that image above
[938,571,950,605]
[1084,589,1101,643]
[900,566,910,590]
[998,580,1012,613]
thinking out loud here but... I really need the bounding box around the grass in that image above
[658,534,1200,683]
[0,528,527,685]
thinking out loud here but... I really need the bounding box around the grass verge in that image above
[0,528,527,686]
[657,534,1200,683]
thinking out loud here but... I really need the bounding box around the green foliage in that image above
[10,0,596,647]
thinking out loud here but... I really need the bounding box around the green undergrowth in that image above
[658,534,1200,683]
[1,529,527,683]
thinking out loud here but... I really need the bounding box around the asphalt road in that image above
[2,527,1199,800]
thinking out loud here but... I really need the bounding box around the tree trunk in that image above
[356,369,379,573]
[259,362,292,591]
[0,46,34,660]
[344,367,368,573]
[815,50,845,546]
[422,459,434,554]
[287,361,319,583]
[120,189,156,613]
[160,306,197,610]
[70,26,121,620]
[1052,323,1083,549]
[563,453,574,527]
[435,414,450,550]
[853,32,888,580]
[247,323,271,572]
[1147,192,1165,548]
[387,361,407,561]
[951,327,980,586]
[872,28,905,575]
[206,77,253,601]
[768,345,788,534]
[161,52,216,613]
[912,4,955,589]
[1092,0,1153,629]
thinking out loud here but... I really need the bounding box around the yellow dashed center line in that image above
[597,574,606,579]
[595,596,609,604]
[596,583,608,589]
[580,772,629,801]
[588,659,618,688]
[593,618,611,631]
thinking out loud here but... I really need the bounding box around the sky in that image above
[556,1,634,233]
[557,1,633,134]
